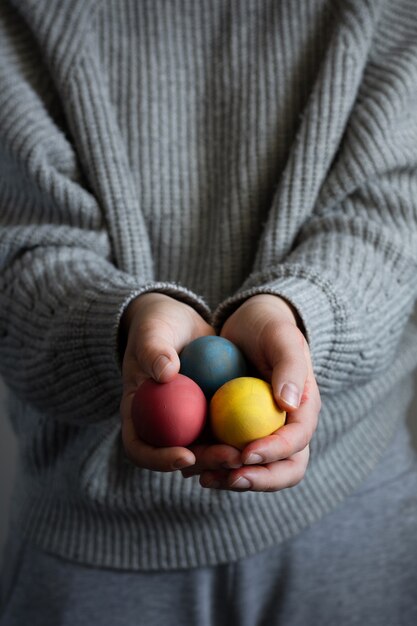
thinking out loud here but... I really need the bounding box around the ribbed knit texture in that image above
[1,0,417,570]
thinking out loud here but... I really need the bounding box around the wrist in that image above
[244,294,298,325]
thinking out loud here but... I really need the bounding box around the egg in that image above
[210,377,286,450]
[131,374,207,447]
[180,336,247,399]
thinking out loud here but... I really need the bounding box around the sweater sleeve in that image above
[212,32,417,394]
[0,7,211,425]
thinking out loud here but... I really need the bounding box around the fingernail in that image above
[230,476,252,490]
[222,462,242,469]
[173,458,194,470]
[244,453,264,465]
[153,355,173,381]
[279,382,300,408]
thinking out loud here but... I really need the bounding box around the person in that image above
[0,0,416,624]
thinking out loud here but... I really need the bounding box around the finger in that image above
[200,446,310,492]
[132,325,181,383]
[123,307,215,387]
[180,443,242,477]
[120,391,196,472]
[261,320,309,412]
[241,374,320,465]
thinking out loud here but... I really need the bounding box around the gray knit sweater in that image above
[1,0,417,570]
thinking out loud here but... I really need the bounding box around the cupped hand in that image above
[183,294,321,492]
[119,292,216,472]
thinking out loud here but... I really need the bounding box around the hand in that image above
[184,294,321,492]
[119,292,215,472]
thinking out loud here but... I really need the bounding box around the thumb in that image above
[262,320,308,412]
[119,332,181,438]
[135,332,181,383]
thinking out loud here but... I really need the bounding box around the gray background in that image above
[1,342,417,567]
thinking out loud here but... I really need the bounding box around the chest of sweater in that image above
[63,0,347,308]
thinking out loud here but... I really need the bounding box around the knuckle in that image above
[277,431,294,458]
[137,317,175,344]
[260,467,274,492]
[301,380,321,416]
[278,355,301,372]
[266,331,307,376]
[288,448,309,487]
[299,429,312,452]
[137,341,159,364]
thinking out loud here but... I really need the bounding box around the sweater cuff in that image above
[113,282,213,370]
[86,280,212,370]
[56,280,212,423]
[212,265,361,389]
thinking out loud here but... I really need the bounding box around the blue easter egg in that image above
[179,336,247,399]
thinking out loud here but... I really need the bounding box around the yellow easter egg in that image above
[209,377,286,450]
